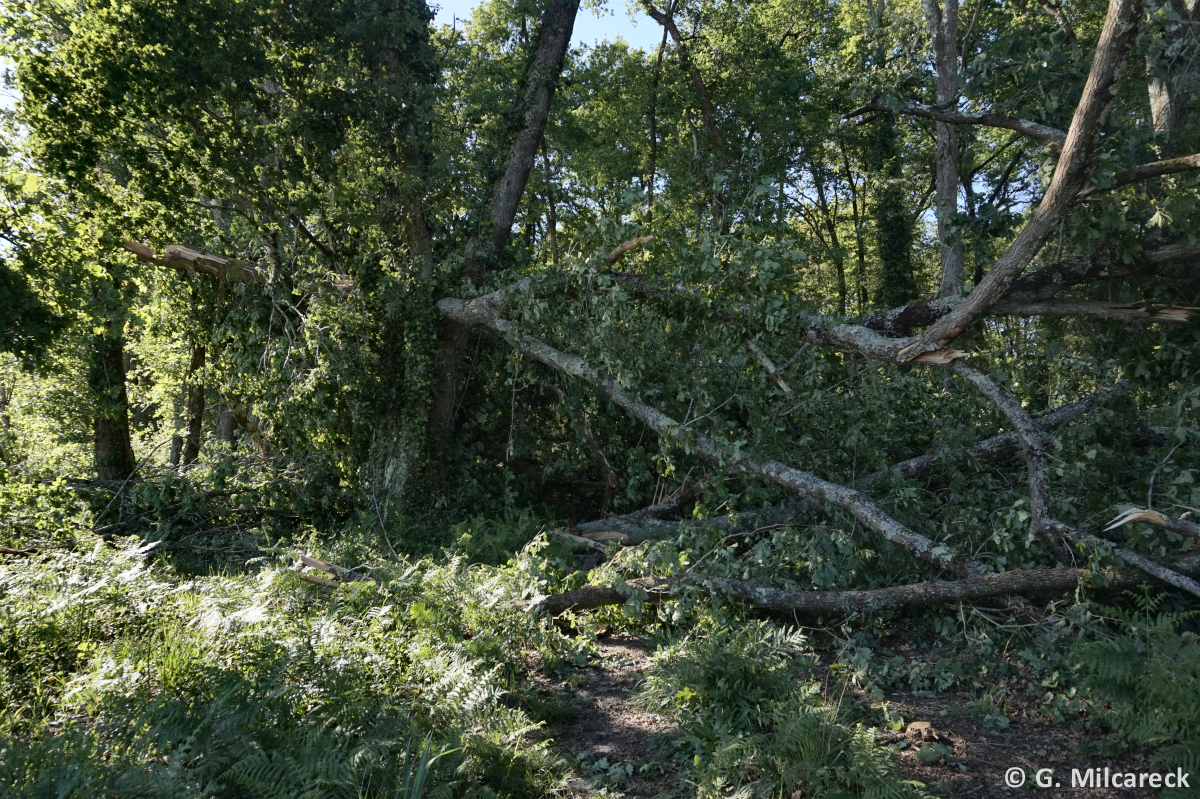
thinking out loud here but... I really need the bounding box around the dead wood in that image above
[1105,507,1200,539]
[528,551,1200,618]
[436,293,971,575]
[299,572,343,589]
[574,492,693,539]
[300,554,371,582]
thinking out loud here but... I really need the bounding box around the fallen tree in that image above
[528,551,1200,618]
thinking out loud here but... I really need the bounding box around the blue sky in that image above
[431,0,665,51]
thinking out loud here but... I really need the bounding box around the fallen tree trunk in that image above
[437,293,970,575]
[529,551,1200,618]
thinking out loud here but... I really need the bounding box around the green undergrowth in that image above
[0,536,579,798]
[4,518,1200,799]
[638,619,930,799]
[1073,593,1200,792]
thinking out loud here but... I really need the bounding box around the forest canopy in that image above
[0,0,1199,794]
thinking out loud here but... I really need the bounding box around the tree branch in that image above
[528,551,1200,617]
[857,380,1129,488]
[1076,152,1200,199]
[641,2,727,169]
[845,101,1067,150]
[897,0,1145,361]
[1105,507,1200,539]
[437,292,971,575]
[949,361,1200,597]
[123,240,267,285]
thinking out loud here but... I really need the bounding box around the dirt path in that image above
[533,635,685,798]
[525,635,1169,798]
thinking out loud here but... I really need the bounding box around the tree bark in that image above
[218,405,237,445]
[1145,0,1199,146]
[920,0,966,297]
[529,551,1200,618]
[91,317,137,483]
[181,343,206,466]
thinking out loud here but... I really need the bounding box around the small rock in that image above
[907,721,937,741]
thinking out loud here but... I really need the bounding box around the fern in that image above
[638,620,928,799]
[1075,592,1200,781]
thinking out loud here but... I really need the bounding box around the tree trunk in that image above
[468,0,580,275]
[871,117,919,308]
[219,405,237,445]
[542,138,559,264]
[647,25,669,224]
[921,0,966,298]
[1146,0,1196,140]
[811,163,847,314]
[181,343,206,466]
[430,0,580,463]
[91,318,136,482]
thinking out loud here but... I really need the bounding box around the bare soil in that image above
[879,688,1162,798]
[529,635,685,798]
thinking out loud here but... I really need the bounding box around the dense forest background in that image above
[1,0,1199,794]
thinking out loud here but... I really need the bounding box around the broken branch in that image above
[436,292,970,575]
[529,551,1200,617]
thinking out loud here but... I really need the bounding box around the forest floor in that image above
[527,635,686,799]
[526,635,1165,799]
[878,688,1158,798]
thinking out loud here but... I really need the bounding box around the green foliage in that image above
[869,115,918,308]
[639,620,928,798]
[0,0,1198,794]
[1075,593,1200,783]
[0,537,579,798]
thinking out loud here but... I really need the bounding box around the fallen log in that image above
[529,551,1200,618]
[299,554,371,582]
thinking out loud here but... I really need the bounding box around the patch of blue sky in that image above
[431,0,664,51]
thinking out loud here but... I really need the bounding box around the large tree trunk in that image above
[91,316,136,482]
[181,342,206,466]
[871,117,919,307]
[467,0,580,275]
[1146,0,1199,147]
[429,0,580,464]
[920,0,966,297]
